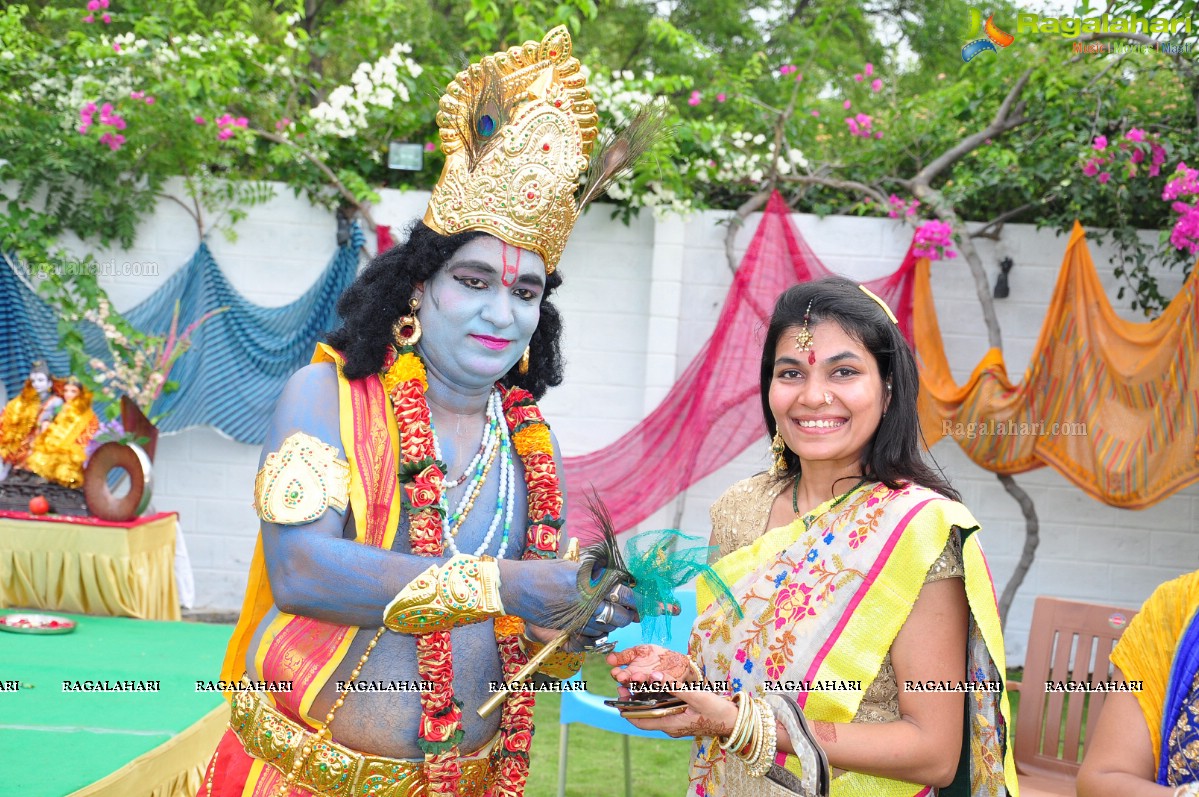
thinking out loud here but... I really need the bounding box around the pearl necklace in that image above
[433,390,514,557]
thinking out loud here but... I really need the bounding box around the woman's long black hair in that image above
[326,221,566,398]
[760,276,959,501]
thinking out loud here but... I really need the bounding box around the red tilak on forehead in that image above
[500,242,520,287]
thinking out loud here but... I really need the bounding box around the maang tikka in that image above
[794,299,816,365]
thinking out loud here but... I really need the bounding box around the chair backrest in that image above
[1014,595,1138,778]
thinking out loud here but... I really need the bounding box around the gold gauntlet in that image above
[253,432,351,525]
[384,555,505,634]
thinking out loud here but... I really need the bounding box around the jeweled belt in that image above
[229,690,493,797]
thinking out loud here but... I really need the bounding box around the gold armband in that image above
[253,432,350,525]
[522,633,585,679]
[384,554,504,634]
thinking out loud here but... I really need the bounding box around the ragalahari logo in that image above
[962,9,1015,62]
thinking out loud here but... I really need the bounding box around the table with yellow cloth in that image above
[0,510,180,620]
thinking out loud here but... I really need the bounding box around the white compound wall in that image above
[39,179,1198,665]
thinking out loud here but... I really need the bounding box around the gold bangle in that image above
[719,692,751,751]
[745,697,777,777]
[383,554,504,634]
[687,657,704,683]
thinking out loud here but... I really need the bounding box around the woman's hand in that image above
[612,685,739,740]
[607,644,699,685]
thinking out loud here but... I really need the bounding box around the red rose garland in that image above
[384,348,564,796]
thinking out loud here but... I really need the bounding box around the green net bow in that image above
[624,529,742,644]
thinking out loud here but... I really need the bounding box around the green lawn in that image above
[526,656,693,797]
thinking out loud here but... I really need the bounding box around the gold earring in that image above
[518,346,530,375]
[392,297,422,347]
[769,431,788,477]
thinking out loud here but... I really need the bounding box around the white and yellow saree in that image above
[688,477,1018,797]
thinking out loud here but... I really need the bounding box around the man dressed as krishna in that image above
[198,25,662,797]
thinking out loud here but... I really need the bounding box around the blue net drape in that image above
[1,224,363,444]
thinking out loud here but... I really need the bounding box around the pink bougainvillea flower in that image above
[716,92,726,102]
[1163,163,1199,200]
[1169,202,1199,254]
[687,90,701,106]
[217,128,236,141]
[424,141,435,151]
[1093,135,1108,151]
[235,116,248,127]
[77,124,90,134]
[810,109,820,117]
[871,78,883,92]
[1126,128,1146,143]
[1082,159,1099,176]
[194,116,206,125]
[83,13,94,22]
[875,131,884,139]
[913,220,957,260]
[1097,172,1111,184]
[112,42,120,52]
[865,62,874,77]
[102,13,111,23]
[130,90,144,99]
[778,64,797,75]
[100,0,109,7]
[215,113,233,126]
[845,118,859,136]
[843,99,852,110]
[854,73,864,82]
[87,0,100,10]
[1131,148,1145,164]
[276,117,292,131]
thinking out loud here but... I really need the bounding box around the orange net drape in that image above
[916,221,1199,508]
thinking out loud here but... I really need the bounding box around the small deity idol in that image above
[0,361,63,481]
[22,376,100,489]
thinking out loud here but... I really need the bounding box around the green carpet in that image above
[0,610,232,796]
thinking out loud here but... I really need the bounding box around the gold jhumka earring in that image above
[769,431,788,477]
[392,297,422,347]
[793,299,816,365]
[519,346,530,374]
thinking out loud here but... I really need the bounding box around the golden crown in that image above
[423,26,598,272]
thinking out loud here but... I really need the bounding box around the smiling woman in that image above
[608,277,1021,797]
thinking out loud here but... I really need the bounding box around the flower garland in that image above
[382,345,564,796]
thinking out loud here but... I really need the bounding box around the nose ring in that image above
[824,392,833,405]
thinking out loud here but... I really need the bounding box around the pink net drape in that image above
[562,190,919,538]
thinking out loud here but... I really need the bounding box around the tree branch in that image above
[724,189,772,275]
[997,474,1039,628]
[158,193,204,240]
[778,175,890,207]
[252,129,377,230]
[910,68,1032,188]
[970,199,1049,240]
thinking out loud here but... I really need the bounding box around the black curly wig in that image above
[326,221,566,399]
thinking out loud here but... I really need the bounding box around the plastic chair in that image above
[556,589,697,797]
[1010,596,1138,797]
